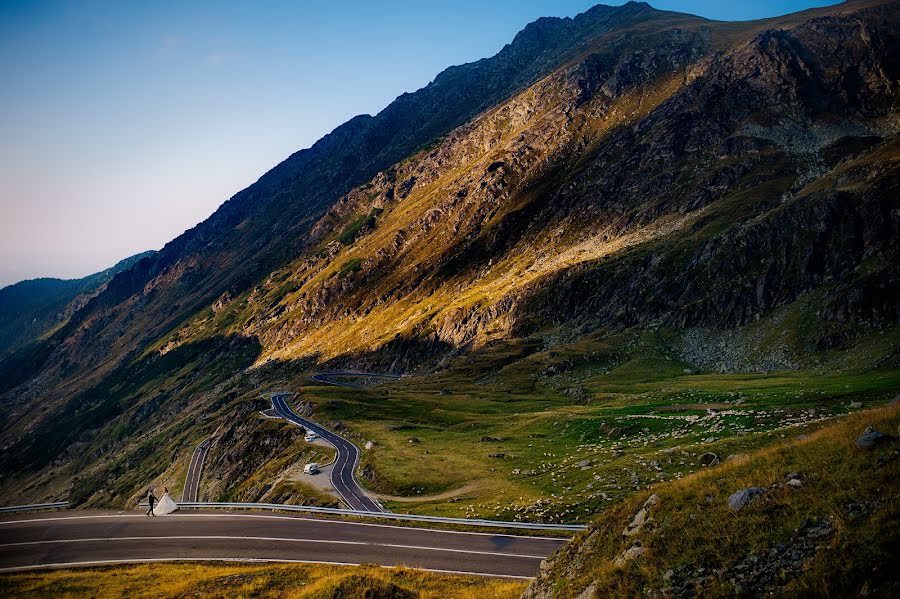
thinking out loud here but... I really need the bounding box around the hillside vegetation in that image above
[523,400,900,597]
[2,401,895,598]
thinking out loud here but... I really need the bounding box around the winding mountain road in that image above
[272,393,385,513]
[0,511,565,578]
[309,371,402,389]
[182,437,211,503]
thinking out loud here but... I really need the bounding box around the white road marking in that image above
[0,536,545,558]
[0,513,570,541]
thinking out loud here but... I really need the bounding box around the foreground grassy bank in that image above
[523,401,900,598]
[0,562,527,599]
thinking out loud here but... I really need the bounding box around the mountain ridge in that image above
[0,251,155,359]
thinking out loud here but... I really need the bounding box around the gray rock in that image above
[699,452,720,466]
[849,401,863,409]
[787,478,803,488]
[728,487,766,511]
[364,440,375,450]
[623,493,660,536]
[855,427,890,450]
[614,545,648,567]
[574,583,597,599]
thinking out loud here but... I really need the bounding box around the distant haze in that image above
[0,0,839,288]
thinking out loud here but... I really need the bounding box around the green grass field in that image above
[286,325,899,522]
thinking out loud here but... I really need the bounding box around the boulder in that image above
[699,452,720,466]
[855,427,890,450]
[364,440,375,450]
[728,487,766,511]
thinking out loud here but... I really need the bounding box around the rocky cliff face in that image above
[189,0,898,369]
[1,0,897,508]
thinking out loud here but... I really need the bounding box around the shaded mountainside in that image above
[0,251,153,358]
[0,0,898,522]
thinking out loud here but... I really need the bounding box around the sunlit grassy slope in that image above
[523,399,900,597]
[0,562,526,599]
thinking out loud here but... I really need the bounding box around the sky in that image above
[0,0,840,287]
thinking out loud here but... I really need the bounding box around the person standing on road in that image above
[146,489,157,516]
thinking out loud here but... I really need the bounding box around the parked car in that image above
[304,462,320,475]
[305,431,319,442]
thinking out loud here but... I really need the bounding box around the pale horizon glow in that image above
[0,0,840,288]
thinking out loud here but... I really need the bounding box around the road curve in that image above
[271,393,385,513]
[309,371,402,389]
[0,511,565,578]
[182,437,211,503]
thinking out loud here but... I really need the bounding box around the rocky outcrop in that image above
[202,400,304,502]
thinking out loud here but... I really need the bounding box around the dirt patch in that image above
[376,481,481,503]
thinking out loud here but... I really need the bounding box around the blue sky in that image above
[0,0,839,286]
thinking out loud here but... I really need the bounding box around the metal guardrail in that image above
[0,501,69,514]
[176,501,586,531]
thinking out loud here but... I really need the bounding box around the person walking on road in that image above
[146,489,157,517]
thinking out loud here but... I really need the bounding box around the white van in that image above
[305,431,319,442]
[304,462,320,475]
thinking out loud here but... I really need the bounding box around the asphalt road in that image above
[309,371,402,389]
[0,511,565,578]
[181,437,211,503]
[272,393,386,513]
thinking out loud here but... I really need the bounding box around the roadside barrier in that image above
[0,501,69,514]
[175,501,586,531]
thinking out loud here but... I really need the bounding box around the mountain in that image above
[0,251,154,358]
[0,0,897,546]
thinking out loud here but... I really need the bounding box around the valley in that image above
[271,323,899,522]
